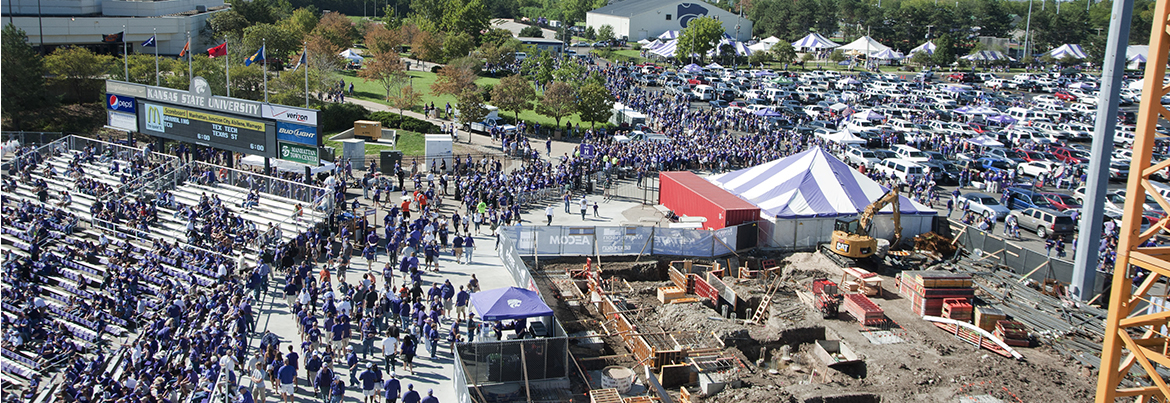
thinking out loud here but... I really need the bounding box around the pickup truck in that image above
[466,118,516,134]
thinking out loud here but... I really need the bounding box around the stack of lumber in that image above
[974,306,1007,332]
[994,320,1030,347]
[942,298,973,322]
[843,293,885,325]
[898,271,975,316]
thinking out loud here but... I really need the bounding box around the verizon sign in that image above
[262,105,318,125]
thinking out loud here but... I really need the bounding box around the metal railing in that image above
[186,161,329,205]
[91,215,241,268]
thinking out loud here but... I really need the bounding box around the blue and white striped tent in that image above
[909,41,936,55]
[791,33,839,51]
[961,50,1014,61]
[658,30,680,40]
[1048,44,1087,59]
[708,147,935,249]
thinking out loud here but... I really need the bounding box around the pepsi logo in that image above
[107,94,135,111]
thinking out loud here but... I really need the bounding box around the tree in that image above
[828,49,846,63]
[364,24,402,56]
[444,32,476,61]
[584,26,596,40]
[2,24,55,131]
[44,46,116,99]
[242,23,300,65]
[932,34,956,66]
[127,54,181,85]
[576,81,612,130]
[227,0,291,25]
[359,53,406,100]
[518,25,544,38]
[206,10,251,39]
[411,30,444,62]
[456,87,489,124]
[480,28,514,46]
[280,7,320,40]
[675,17,724,61]
[910,51,932,67]
[311,12,358,52]
[597,24,615,45]
[536,81,575,129]
[431,56,480,96]
[771,41,796,66]
[390,84,422,121]
[491,74,535,121]
[551,61,586,90]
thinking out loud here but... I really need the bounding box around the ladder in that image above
[749,294,772,325]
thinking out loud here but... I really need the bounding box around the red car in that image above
[1054,91,1077,101]
[1048,147,1089,164]
[1015,149,1057,162]
[968,122,987,134]
[1041,192,1081,210]
[948,72,973,82]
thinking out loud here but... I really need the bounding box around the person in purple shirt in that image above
[454,286,469,321]
[383,372,401,403]
[359,363,379,403]
[401,384,420,403]
[277,363,297,403]
[330,378,346,403]
[420,389,438,403]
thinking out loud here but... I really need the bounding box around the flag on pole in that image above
[102,32,124,43]
[244,45,265,66]
[292,51,307,71]
[179,40,190,57]
[207,42,227,58]
[141,35,156,47]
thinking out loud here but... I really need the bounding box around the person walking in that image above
[579,196,588,220]
[250,362,267,403]
[402,384,420,403]
[381,330,399,373]
[360,363,379,403]
[329,377,346,403]
[463,236,475,264]
[420,389,438,403]
[545,205,554,225]
[383,373,401,403]
[277,361,297,403]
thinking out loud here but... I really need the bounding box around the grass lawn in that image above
[339,68,596,130]
[324,128,426,156]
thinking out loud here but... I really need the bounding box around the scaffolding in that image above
[1096,0,1170,401]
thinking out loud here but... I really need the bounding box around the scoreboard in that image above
[139,102,274,157]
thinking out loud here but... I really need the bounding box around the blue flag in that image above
[141,35,156,47]
[292,51,307,71]
[244,45,265,66]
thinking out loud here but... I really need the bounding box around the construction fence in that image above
[949,221,1108,296]
[498,223,758,259]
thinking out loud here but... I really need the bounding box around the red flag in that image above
[207,42,227,58]
[179,40,190,57]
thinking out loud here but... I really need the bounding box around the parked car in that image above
[841,147,882,167]
[1016,161,1059,177]
[958,192,1011,220]
[1010,207,1076,239]
[1004,187,1055,210]
[1040,192,1081,210]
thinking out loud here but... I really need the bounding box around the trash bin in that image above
[380,150,403,175]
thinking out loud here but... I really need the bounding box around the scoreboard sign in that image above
[139,101,274,157]
[106,78,320,162]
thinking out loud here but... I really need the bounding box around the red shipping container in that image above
[659,172,761,230]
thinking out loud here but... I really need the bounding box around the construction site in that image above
[520,228,1130,403]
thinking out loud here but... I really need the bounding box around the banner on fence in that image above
[504,224,744,258]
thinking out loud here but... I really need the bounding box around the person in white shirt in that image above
[545,205,554,225]
[381,331,399,373]
[338,297,352,316]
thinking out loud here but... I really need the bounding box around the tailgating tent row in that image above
[965,135,1004,147]
[650,37,752,58]
[748,36,782,52]
[869,49,904,60]
[792,32,839,51]
[815,129,865,145]
[708,147,936,250]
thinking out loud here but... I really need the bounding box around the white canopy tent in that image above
[836,36,891,55]
[964,135,1004,148]
[869,49,904,60]
[816,129,866,145]
[339,49,364,61]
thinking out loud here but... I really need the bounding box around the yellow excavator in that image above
[821,187,903,267]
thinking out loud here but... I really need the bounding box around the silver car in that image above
[959,192,1011,220]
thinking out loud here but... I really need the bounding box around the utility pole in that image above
[1023,0,1034,61]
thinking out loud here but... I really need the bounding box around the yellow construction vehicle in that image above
[820,187,903,267]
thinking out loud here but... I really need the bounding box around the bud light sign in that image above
[106,94,136,113]
[276,122,318,146]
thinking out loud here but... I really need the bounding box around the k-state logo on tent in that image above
[106,94,136,113]
[507,299,522,308]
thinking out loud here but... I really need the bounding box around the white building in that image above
[2,0,228,56]
[586,0,751,42]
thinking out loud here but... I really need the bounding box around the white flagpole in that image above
[187,32,192,87]
[123,25,129,81]
[304,43,309,108]
[263,38,268,104]
[153,28,159,86]
[225,36,230,97]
